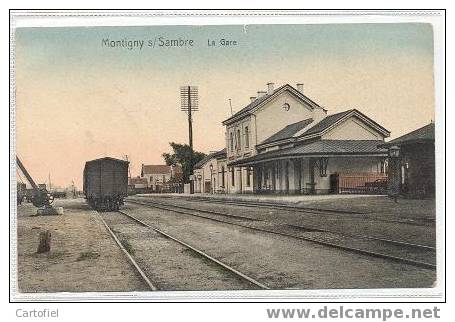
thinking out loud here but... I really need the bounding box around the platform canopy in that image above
[228,140,388,167]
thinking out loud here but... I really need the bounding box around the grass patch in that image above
[112,229,135,256]
[181,248,232,277]
[120,238,135,256]
[47,251,66,260]
[77,251,100,261]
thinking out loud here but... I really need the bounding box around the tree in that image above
[162,142,206,183]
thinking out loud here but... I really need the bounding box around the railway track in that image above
[126,199,436,270]
[128,198,435,249]
[99,210,269,291]
[140,195,434,227]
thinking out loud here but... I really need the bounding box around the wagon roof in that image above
[85,157,129,165]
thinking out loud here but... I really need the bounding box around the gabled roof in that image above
[380,123,435,147]
[257,108,390,149]
[302,110,353,136]
[222,84,322,125]
[194,148,226,169]
[229,140,387,166]
[212,148,227,159]
[260,118,314,145]
[302,109,390,137]
[142,165,172,175]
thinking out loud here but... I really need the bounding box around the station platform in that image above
[136,192,383,205]
[15,198,149,293]
[133,193,435,220]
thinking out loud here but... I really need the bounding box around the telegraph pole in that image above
[188,86,193,151]
[180,86,199,193]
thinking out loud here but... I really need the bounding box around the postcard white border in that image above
[9,9,446,302]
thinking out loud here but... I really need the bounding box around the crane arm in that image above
[16,156,39,192]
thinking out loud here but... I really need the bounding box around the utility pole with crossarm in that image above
[180,86,199,193]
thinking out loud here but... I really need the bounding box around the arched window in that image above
[245,126,249,148]
[230,132,234,152]
[237,129,241,150]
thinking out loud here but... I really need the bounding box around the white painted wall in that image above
[322,116,385,140]
[226,117,254,160]
[313,157,383,191]
[254,92,319,145]
[142,173,172,189]
[193,158,229,193]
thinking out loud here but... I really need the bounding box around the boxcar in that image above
[83,157,129,211]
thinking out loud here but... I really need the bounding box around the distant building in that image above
[129,176,148,189]
[141,164,183,192]
[380,123,435,198]
[193,149,227,193]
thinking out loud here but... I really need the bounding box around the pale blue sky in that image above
[16,23,433,72]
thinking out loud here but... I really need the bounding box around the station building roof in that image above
[222,84,324,125]
[194,148,227,169]
[379,123,435,148]
[260,118,314,145]
[258,109,390,151]
[228,140,387,167]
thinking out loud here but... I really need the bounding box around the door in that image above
[204,181,211,193]
[285,161,290,193]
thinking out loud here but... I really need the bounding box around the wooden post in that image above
[37,230,51,253]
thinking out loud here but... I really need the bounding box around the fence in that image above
[332,172,387,194]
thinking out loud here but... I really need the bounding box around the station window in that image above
[230,132,234,152]
[245,126,249,148]
[237,129,241,150]
[231,168,235,186]
[246,168,251,187]
[221,166,225,187]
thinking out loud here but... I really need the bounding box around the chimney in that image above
[267,82,275,95]
[257,91,267,98]
[250,96,256,103]
[296,83,304,93]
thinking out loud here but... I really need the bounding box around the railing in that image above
[334,172,387,194]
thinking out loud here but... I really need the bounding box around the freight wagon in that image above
[83,157,129,211]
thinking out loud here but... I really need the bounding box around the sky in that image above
[14,23,435,189]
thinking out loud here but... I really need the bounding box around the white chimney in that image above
[257,91,267,98]
[250,96,256,103]
[267,82,275,95]
[297,83,304,93]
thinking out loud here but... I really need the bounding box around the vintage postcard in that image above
[9,10,445,303]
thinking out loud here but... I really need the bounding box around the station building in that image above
[193,83,391,194]
[380,123,435,198]
[192,149,227,193]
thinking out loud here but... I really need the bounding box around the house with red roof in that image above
[141,164,182,192]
